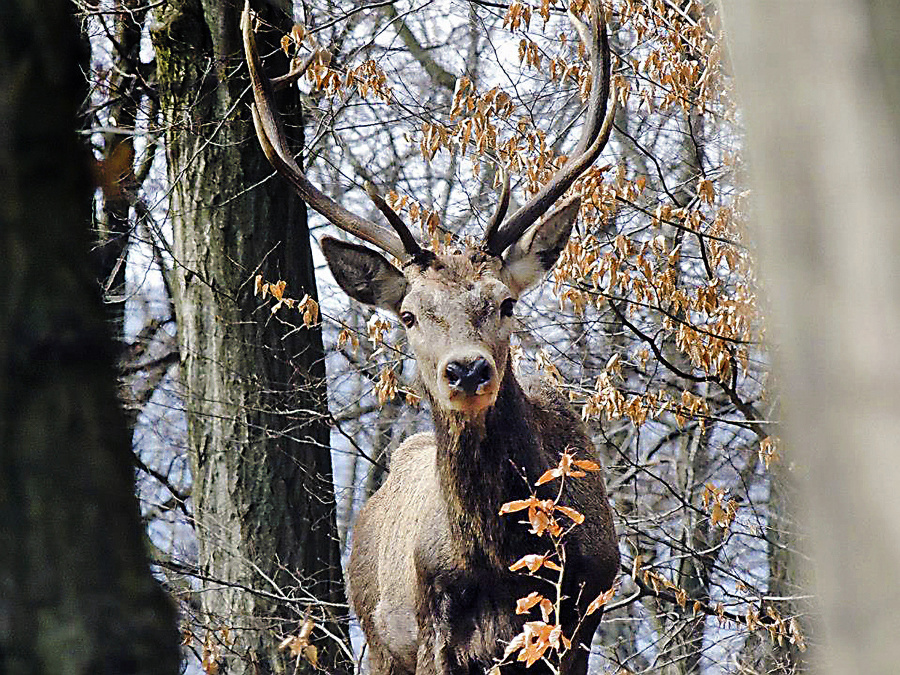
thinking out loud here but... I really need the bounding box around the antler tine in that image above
[270,48,320,92]
[482,164,510,249]
[241,1,409,261]
[485,0,616,256]
[364,183,423,257]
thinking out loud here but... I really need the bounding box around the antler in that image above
[483,0,616,256]
[241,1,420,261]
[365,182,424,257]
[483,164,511,248]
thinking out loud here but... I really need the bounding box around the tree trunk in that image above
[150,1,348,672]
[723,0,900,672]
[0,1,181,672]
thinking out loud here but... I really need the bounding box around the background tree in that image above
[0,0,179,672]
[147,0,349,672]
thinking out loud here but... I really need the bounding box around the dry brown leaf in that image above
[516,591,543,614]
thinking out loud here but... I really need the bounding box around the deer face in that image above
[322,200,580,415]
[395,252,514,413]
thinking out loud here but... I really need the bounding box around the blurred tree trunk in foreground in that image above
[0,1,180,673]
[724,1,900,672]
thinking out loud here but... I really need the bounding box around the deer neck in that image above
[429,362,542,570]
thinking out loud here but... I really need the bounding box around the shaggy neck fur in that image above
[429,362,545,570]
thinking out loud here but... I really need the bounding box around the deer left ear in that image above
[321,236,408,313]
[501,197,580,296]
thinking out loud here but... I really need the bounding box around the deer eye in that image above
[500,298,516,318]
[399,311,416,328]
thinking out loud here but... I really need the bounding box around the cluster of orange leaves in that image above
[371,360,420,408]
[504,0,596,32]
[578,354,711,431]
[618,0,730,116]
[701,482,739,530]
[277,616,319,670]
[745,605,807,652]
[555,208,756,369]
[496,452,616,669]
[501,1,757,441]
[363,315,420,406]
[254,275,319,327]
[181,626,232,675]
[631,555,690,609]
[336,327,360,352]
[421,79,521,168]
[757,435,780,469]
[554,193,758,430]
[535,349,564,385]
[373,366,399,406]
[628,551,807,652]
[415,3,604,191]
[337,318,419,407]
[385,190,446,245]
[280,20,393,103]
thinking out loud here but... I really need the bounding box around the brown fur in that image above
[337,245,620,675]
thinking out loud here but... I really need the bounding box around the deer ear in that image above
[321,236,408,313]
[501,197,580,296]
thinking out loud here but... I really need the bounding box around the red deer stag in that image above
[242,2,619,673]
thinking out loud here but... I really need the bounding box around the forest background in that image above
[2,0,898,674]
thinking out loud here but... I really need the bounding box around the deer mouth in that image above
[444,384,499,413]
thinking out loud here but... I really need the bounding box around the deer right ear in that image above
[501,197,580,296]
[321,236,408,313]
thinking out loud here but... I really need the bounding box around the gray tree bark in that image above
[150,1,349,672]
[722,0,900,672]
[0,1,181,672]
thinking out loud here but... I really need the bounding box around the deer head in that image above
[241,0,615,416]
[321,198,585,413]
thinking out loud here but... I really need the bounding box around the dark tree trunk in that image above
[0,1,181,673]
[150,1,348,672]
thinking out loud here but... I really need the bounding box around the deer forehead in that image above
[400,253,511,333]
[414,249,503,284]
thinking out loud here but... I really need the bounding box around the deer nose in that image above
[444,357,493,396]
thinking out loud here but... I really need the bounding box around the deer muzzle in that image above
[439,353,499,412]
[444,357,493,395]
